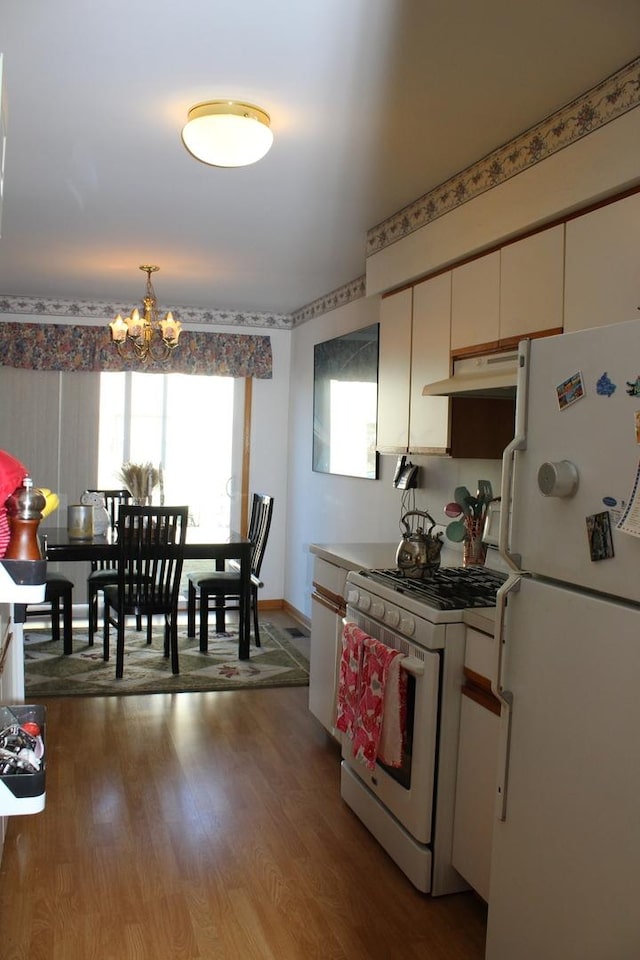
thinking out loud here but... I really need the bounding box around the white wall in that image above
[284,297,502,620]
[247,327,291,605]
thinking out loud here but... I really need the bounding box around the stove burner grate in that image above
[362,566,506,610]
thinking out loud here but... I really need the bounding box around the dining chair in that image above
[23,571,74,654]
[86,489,132,646]
[187,493,274,651]
[102,505,188,679]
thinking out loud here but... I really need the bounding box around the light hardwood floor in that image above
[0,619,487,960]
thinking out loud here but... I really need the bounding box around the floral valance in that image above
[0,322,272,378]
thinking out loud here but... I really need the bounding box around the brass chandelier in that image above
[109,265,182,362]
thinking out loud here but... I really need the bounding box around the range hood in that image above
[422,350,519,398]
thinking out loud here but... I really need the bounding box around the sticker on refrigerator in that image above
[616,460,640,538]
[635,411,640,444]
[586,511,614,561]
[596,372,616,397]
[556,371,585,410]
[626,377,640,397]
[602,496,625,525]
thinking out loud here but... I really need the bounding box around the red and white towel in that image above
[336,621,407,771]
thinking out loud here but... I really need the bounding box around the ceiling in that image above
[0,1,638,320]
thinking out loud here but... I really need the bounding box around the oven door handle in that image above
[400,657,424,677]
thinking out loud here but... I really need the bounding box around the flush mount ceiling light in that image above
[181,100,273,168]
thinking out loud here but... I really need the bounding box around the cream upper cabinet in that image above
[451,252,500,352]
[564,192,640,333]
[376,286,412,453]
[499,225,564,341]
[409,272,451,453]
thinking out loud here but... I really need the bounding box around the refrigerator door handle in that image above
[496,690,514,822]
[492,573,521,821]
[499,338,530,572]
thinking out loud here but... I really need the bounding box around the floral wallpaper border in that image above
[366,56,640,256]
[0,296,292,330]
[290,276,367,326]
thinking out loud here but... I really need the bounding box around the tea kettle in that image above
[396,510,444,579]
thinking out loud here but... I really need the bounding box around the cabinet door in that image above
[409,272,451,453]
[452,692,500,902]
[564,192,640,332]
[451,251,500,353]
[309,594,343,736]
[376,287,412,453]
[499,225,564,341]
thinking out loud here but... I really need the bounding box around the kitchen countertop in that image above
[309,542,399,572]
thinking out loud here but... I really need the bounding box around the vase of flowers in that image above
[117,462,160,505]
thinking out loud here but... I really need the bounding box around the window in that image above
[98,372,237,535]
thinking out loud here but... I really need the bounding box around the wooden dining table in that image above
[42,527,253,659]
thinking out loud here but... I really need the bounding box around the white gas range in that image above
[340,562,505,895]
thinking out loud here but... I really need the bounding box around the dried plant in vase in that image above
[117,462,160,505]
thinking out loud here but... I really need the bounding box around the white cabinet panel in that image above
[376,287,412,452]
[409,273,451,453]
[500,225,564,340]
[309,557,347,737]
[451,251,500,352]
[452,692,499,902]
[564,192,640,332]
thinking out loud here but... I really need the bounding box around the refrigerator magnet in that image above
[626,376,640,397]
[556,371,585,410]
[586,511,614,562]
[596,372,616,397]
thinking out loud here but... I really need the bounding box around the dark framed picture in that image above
[312,323,379,479]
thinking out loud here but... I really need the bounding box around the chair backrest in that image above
[116,505,188,610]
[247,493,274,578]
[87,489,132,531]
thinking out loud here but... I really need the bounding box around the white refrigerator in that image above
[485,318,640,960]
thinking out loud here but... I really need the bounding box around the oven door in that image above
[340,610,441,844]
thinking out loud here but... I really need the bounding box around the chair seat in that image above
[87,568,119,585]
[44,573,74,590]
[189,570,263,591]
[103,584,176,614]
[189,570,241,590]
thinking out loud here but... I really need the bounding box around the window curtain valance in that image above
[0,322,273,378]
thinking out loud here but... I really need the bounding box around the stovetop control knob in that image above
[346,588,359,606]
[400,615,415,637]
[371,600,384,620]
[358,593,371,612]
[385,608,400,628]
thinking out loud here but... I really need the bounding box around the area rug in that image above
[24,621,310,697]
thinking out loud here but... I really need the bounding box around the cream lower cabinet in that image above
[377,276,450,455]
[452,624,500,902]
[564,191,640,332]
[309,557,347,737]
